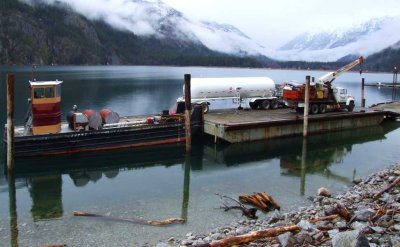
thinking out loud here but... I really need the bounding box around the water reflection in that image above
[28,176,63,220]
[181,154,191,222]
[1,122,399,233]
[8,172,18,247]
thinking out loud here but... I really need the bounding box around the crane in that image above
[318,56,364,85]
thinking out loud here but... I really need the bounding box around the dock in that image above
[203,108,388,143]
[370,101,400,119]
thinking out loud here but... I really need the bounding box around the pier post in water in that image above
[303,76,310,137]
[184,74,192,152]
[6,74,15,172]
[393,67,398,101]
[361,78,366,108]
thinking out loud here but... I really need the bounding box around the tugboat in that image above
[4,80,203,157]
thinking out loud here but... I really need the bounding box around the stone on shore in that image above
[318,187,331,197]
[332,230,370,247]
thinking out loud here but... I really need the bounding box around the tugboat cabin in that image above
[29,80,62,135]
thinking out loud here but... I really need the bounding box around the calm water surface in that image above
[0,66,400,246]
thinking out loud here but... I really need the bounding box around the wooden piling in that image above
[184,74,192,152]
[393,67,398,101]
[7,74,15,172]
[361,78,366,108]
[303,76,310,137]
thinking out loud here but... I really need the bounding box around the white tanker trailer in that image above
[176,77,280,113]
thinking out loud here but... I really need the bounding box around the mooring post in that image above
[393,67,398,101]
[303,75,310,137]
[7,74,15,172]
[184,74,192,152]
[361,78,366,108]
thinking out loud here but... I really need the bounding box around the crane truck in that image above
[176,77,280,113]
[282,56,364,114]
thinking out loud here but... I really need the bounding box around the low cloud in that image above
[23,0,164,35]
[272,17,400,62]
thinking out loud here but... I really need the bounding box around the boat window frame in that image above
[33,87,45,99]
[55,85,61,97]
[33,86,58,99]
[45,87,55,98]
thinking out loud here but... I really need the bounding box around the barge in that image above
[4,80,203,158]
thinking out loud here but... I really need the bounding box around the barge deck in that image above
[203,108,387,143]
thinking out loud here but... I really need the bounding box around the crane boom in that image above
[318,56,364,84]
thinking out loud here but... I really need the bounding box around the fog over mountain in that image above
[12,0,400,64]
[21,0,266,56]
[275,17,400,62]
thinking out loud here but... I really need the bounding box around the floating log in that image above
[373,176,400,200]
[239,192,280,212]
[192,225,300,247]
[73,211,185,226]
[37,245,66,247]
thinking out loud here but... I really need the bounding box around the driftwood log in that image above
[38,245,66,247]
[239,192,280,212]
[73,211,185,226]
[191,225,300,247]
[336,202,351,221]
[309,214,339,223]
[216,193,258,219]
[373,176,400,200]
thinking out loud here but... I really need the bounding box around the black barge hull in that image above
[4,107,203,158]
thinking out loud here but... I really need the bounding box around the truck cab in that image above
[333,86,355,111]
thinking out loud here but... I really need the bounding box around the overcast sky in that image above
[163,0,400,49]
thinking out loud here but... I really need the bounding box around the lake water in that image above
[0,66,399,246]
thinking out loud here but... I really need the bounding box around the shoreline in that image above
[164,163,400,247]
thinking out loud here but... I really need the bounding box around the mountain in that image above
[363,41,400,71]
[20,0,265,56]
[0,0,273,66]
[276,17,400,62]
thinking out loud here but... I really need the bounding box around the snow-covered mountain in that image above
[17,0,400,63]
[275,17,400,62]
[22,0,265,56]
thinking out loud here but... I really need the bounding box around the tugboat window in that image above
[55,85,61,97]
[34,88,44,98]
[45,87,55,98]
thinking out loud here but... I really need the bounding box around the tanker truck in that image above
[282,56,364,114]
[176,77,280,113]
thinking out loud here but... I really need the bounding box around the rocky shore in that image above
[162,163,400,247]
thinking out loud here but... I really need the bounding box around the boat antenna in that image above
[31,64,36,81]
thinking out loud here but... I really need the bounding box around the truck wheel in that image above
[202,103,209,113]
[319,104,327,114]
[310,104,319,114]
[348,103,355,112]
[271,100,278,109]
[261,100,270,110]
[249,102,258,109]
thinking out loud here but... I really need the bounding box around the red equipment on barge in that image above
[4,80,203,158]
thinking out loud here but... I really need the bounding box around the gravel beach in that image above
[161,163,400,247]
